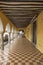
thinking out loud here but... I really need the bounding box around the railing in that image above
[4,37,15,45]
[0,37,15,49]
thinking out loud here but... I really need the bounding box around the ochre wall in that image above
[25,23,32,41]
[36,11,43,53]
[25,11,43,53]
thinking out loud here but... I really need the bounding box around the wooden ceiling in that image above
[0,1,43,28]
[0,0,43,2]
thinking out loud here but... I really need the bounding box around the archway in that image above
[32,21,37,45]
[18,30,25,38]
[3,23,11,45]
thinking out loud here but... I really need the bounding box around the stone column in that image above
[1,32,4,50]
[10,32,14,43]
[8,32,11,44]
[12,32,14,40]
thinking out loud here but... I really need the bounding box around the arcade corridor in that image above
[0,0,43,65]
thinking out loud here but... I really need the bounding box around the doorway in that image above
[32,21,37,44]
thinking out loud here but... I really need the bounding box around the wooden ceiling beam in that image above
[0,2,43,5]
[8,13,35,17]
[2,10,35,12]
[3,12,34,15]
[30,14,37,23]
[8,17,32,18]
[4,12,38,15]
[2,10,39,13]
[0,5,43,7]
[8,17,32,21]
[5,14,34,16]
[0,7,43,11]
[9,20,31,22]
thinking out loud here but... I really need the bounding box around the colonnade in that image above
[0,18,17,50]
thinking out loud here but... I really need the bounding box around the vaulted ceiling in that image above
[0,1,43,28]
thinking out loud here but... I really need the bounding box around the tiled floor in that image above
[0,37,43,65]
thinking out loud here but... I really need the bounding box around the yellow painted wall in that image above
[25,23,32,41]
[37,11,43,53]
[25,11,43,53]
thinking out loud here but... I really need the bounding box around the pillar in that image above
[1,32,4,50]
[8,32,11,44]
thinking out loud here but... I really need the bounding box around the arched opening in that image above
[32,21,37,45]
[3,23,10,45]
[18,30,25,38]
[3,32,9,45]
